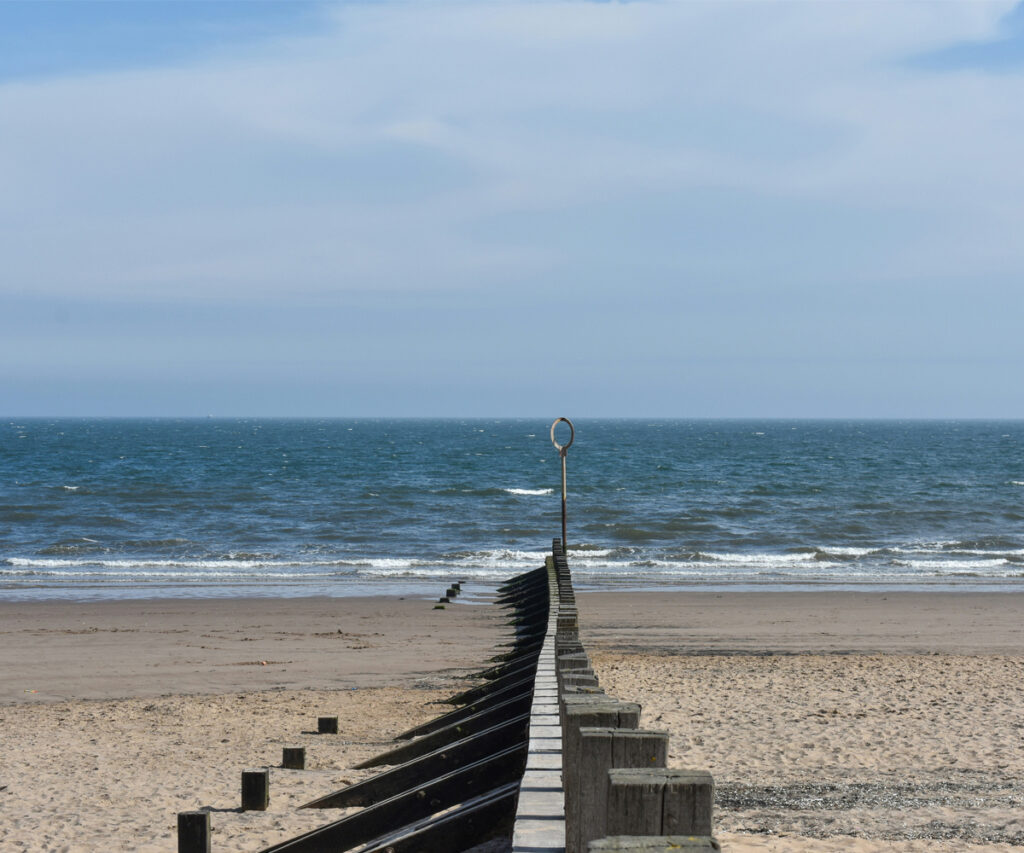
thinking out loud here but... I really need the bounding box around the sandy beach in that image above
[1,590,1022,851]
[579,591,1024,852]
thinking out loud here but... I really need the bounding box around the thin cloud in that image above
[2,2,1024,417]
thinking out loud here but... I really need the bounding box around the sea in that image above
[2,418,1023,601]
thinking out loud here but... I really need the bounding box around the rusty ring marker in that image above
[551,417,574,551]
[550,417,575,456]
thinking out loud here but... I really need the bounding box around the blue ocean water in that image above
[2,418,1024,600]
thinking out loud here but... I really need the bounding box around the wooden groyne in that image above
[178,573,550,852]
[513,539,720,853]
[178,544,720,852]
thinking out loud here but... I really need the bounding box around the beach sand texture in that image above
[1,591,1022,851]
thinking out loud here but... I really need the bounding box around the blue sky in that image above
[2,0,1024,417]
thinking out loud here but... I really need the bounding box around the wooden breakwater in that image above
[512,539,720,853]
[178,544,720,852]
[177,573,550,852]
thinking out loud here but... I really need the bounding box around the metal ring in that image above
[550,417,575,453]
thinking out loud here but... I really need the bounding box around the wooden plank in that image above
[473,651,542,680]
[606,769,714,837]
[443,663,539,705]
[357,780,519,852]
[572,729,668,853]
[354,692,534,768]
[662,771,714,836]
[394,686,533,740]
[300,714,529,809]
[261,747,525,852]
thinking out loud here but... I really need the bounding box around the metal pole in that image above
[561,452,567,550]
[550,417,575,552]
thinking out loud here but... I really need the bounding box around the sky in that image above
[2,0,1024,418]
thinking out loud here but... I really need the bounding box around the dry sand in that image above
[1,590,1022,852]
[580,591,1024,853]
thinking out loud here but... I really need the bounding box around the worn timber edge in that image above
[511,544,566,852]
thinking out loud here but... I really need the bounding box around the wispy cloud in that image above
[2,1,1023,415]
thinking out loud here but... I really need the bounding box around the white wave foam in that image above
[356,565,512,579]
[503,488,554,496]
[354,557,445,571]
[564,556,840,575]
[700,552,818,565]
[1,569,325,580]
[894,541,961,553]
[893,558,1010,571]
[818,546,879,557]
[5,552,547,571]
[941,548,1024,558]
[61,485,79,491]
[446,549,549,566]
[8,557,272,570]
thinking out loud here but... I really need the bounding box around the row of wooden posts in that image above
[176,709,344,846]
[177,574,542,852]
[548,539,721,852]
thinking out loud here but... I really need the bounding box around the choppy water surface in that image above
[2,419,1023,599]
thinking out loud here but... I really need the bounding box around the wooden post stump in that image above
[318,715,339,734]
[557,652,590,672]
[560,701,640,853]
[241,769,269,811]
[560,694,636,729]
[282,746,306,770]
[571,728,669,853]
[606,769,714,836]
[177,811,210,853]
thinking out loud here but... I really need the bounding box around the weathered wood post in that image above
[606,768,714,836]
[241,768,269,811]
[571,728,669,853]
[562,671,599,689]
[557,651,590,676]
[282,746,306,769]
[560,699,642,853]
[318,715,339,734]
[177,811,210,853]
